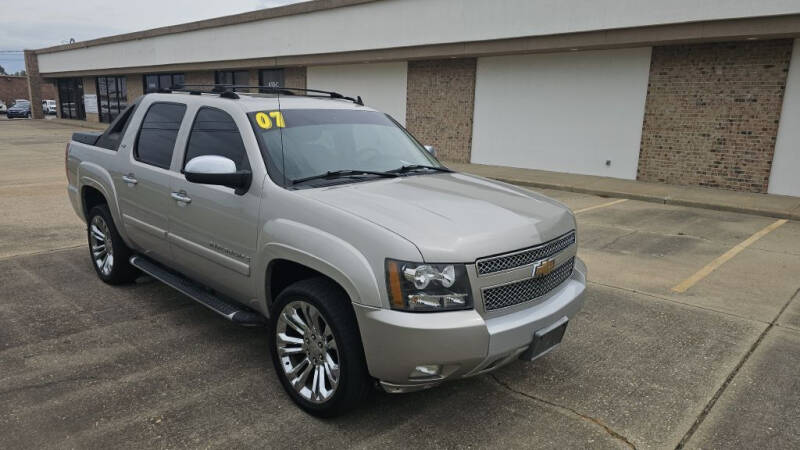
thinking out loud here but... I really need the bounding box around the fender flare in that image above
[255,219,383,311]
[77,162,132,246]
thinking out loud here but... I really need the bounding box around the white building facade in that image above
[27,0,800,195]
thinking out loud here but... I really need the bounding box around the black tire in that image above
[270,277,372,417]
[87,204,138,284]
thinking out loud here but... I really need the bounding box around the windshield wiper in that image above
[387,164,453,174]
[291,169,398,185]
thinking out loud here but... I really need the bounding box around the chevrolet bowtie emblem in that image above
[532,258,556,277]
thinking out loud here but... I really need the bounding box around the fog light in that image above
[410,365,442,379]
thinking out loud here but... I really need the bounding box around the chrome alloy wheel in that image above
[89,215,114,276]
[276,301,340,403]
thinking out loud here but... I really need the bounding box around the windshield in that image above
[249,109,442,187]
[14,100,29,106]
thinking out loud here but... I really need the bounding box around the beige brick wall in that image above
[284,67,307,89]
[638,40,794,193]
[184,71,215,87]
[405,59,476,163]
[82,76,99,123]
[246,69,259,92]
[127,74,143,102]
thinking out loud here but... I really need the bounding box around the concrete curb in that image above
[488,176,800,221]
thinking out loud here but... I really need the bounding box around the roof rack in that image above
[161,84,364,105]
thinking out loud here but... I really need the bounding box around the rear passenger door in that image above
[167,106,261,300]
[116,101,186,264]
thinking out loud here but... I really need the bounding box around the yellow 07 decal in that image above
[255,111,286,129]
[269,111,286,128]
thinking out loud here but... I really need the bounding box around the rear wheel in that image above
[87,205,138,284]
[270,278,371,417]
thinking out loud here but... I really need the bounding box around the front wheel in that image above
[270,278,372,417]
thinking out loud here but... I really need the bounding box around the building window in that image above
[96,75,128,123]
[214,70,248,91]
[57,78,85,120]
[259,69,285,92]
[144,73,185,93]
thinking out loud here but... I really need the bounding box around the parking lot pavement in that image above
[571,198,800,322]
[0,119,85,258]
[1,120,799,448]
[689,326,800,448]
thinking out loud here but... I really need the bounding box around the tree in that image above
[0,65,6,75]
[12,70,26,77]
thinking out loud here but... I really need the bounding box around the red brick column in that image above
[23,50,44,119]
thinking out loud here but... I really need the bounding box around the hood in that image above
[305,172,575,262]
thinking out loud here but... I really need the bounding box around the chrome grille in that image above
[476,231,576,275]
[482,257,575,311]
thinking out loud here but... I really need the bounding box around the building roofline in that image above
[31,0,379,55]
[32,0,800,60]
[35,13,800,78]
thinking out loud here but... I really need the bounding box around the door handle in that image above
[122,174,138,185]
[171,191,192,204]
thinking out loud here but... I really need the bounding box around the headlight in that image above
[385,259,472,312]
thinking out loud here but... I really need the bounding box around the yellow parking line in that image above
[573,198,628,214]
[672,219,788,293]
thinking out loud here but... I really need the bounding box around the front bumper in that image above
[354,257,587,392]
[6,111,28,118]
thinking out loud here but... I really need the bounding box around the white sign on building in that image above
[83,94,97,113]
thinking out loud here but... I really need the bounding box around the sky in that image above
[0,0,305,74]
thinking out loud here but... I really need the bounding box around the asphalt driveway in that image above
[1,119,798,449]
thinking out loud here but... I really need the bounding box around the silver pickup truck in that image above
[66,87,586,416]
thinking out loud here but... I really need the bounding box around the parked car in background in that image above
[0,100,7,114]
[7,100,31,119]
[42,99,57,115]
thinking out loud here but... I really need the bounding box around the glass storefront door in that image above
[96,76,128,123]
[57,78,85,120]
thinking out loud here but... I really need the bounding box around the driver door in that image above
[167,106,261,301]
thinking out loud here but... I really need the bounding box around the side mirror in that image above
[424,145,437,157]
[184,155,252,195]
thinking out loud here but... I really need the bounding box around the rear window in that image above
[96,103,137,151]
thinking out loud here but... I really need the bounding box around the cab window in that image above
[184,107,250,171]
[135,102,186,169]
